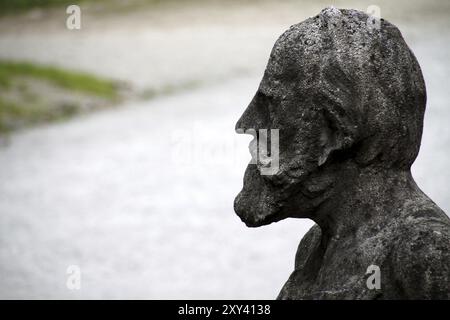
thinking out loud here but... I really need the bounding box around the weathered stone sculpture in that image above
[234,7,450,299]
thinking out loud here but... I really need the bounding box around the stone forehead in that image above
[275,7,386,49]
[266,8,399,74]
[261,7,408,99]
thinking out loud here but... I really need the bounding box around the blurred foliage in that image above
[0,0,195,14]
[0,97,78,133]
[0,0,77,13]
[0,60,121,133]
[0,60,118,98]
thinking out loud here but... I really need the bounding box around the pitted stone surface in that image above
[234,8,450,299]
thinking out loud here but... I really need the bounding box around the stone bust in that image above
[234,7,449,299]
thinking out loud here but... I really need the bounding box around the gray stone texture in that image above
[234,7,450,299]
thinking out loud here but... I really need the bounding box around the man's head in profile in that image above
[234,8,449,299]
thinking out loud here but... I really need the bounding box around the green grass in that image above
[0,0,80,13]
[0,60,122,133]
[0,0,191,15]
[0,97,77,133]
[0,60,118,99]
[0,0,219,16]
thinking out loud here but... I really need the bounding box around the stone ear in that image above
[314,59,359,167]
[318,107,354,167]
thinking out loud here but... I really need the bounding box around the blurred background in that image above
[0,0,448,299]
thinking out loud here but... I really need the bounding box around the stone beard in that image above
[234,7,450,299]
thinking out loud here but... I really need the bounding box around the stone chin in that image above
[234,160,331,227]
[234,164,289,227]
[234,192,283,228]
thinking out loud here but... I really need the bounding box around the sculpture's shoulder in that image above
[395,201,450,252]
[277,224,322,300]
[278,204,450,300]
[294,224,322,269]
[389,205,450,299]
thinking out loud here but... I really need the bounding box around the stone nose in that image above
[235,92,267,134]
[235,103,254,134]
